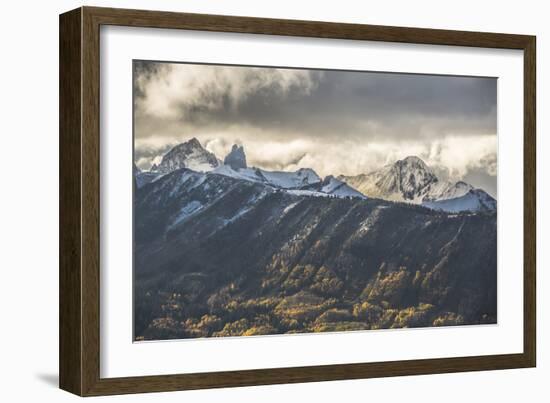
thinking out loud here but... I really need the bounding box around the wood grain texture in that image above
[523,38,537,367]
[59,8,82,396]
[86,6,532,49]
[59,6,537,396]
[85,354,531,396]
[81,6,102,396]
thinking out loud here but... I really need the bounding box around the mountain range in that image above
[133,138,497,340]
[136,138,367,201]
[136,138,496,213]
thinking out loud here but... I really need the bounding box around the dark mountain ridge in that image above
[134,167,497,340]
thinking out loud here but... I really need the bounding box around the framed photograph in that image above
[59,6,536,396]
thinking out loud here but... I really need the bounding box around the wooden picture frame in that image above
[59,6,536,396]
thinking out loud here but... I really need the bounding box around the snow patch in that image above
[170,200,203,228]
[282,201,300,215]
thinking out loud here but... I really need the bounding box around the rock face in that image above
[390,156,439,200]
[152,138,219,174]
[224,144,247,170]
[133,167,497,340]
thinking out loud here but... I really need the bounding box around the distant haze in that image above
[134,61,497,197]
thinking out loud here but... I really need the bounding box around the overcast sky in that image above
[134,61,497,197]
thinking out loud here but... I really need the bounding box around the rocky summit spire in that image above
[224,144,247,170]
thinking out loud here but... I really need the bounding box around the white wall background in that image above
[0,0,546,401]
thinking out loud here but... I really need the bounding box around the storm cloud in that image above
[134,61,497,196]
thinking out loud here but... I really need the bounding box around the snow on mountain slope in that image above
[318,176,367,199]
[210,165,367,199]
[152,138,219,174]
[424,180,473,202]
[422,189,496,213]
[261,168,321,189]
[210,165,275,186]
[212,165,322,189]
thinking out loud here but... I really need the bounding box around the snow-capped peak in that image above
[152,138,219,174]
[340,156,438,202]
[337,156,495,212]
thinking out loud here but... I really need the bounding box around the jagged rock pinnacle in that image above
[224,144,247,170]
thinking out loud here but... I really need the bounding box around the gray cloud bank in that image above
[134,61,497,197]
